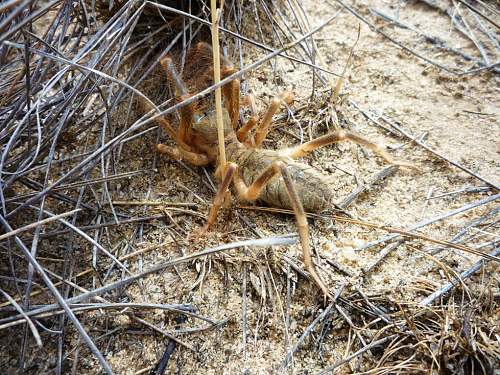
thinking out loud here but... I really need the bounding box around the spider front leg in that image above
[191,41,241,129]
[156,144,209,166]
[153,55,214,166]
[233,161,332,300]
[142,98,209,166]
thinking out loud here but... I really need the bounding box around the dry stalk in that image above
[332,24,360,104]
[210,0,227,171]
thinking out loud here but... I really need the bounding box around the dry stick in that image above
[13,177,99,215]
[15,269,200,351]
[286,0,334,93]
[37,209,132,274]
[428,207,500,256]
[5,11,341,221]
[355,288,391,323]
[332,24,360,104]
[6,170,145,202]
[32,214,169,240]
[173,319,228,334]
[324,257,353,277]
[351,100,499,190]
[242,261,248,359]
[338,166,397,209]
[476,0,500,18]
[455,0,500,30]
[330,0,499,76]
[452,0,490,66]
[0,288,42,347]
[0,208,80,241]
[0,0,25,14]
[369,230,498,261]
[473,14,500,56]
[37,269,205,328]
[419,187,434,221]
[284,262,292,348]
[75,303,208,321]
[0,0,61,40]
[1,42,157,114]
[110,200,196,207]
[0,238,181,310]
[355,193,500,252]
[369,8,499,73]
[0,216,113,374]
[150,317,186,374]
[362,240,404,274]
[132,316,195,351]
[0,303,202,324]
[210,0,226,170]
[420,246,500,306]
[0,235,298,324]
[473,17,499,67]
[316,335,397,375]
[335,303,368,348]
[281,284,345,368]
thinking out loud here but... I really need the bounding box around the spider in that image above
[144,42,414,299]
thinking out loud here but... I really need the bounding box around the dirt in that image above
[2,0,498,374]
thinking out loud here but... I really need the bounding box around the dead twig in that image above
[317,335,398,374]
[362,240,404,274]
[369,7,499,73]
[281,284,345,368]
[329,0,499,75]
[420,246,500,306]
[239,203,499,261]
[338,166,398,209]
[455,0,500,30]
[0,209,80,241]
[355,193,500,252]
[0,288,42,347]
[0,215,113,373]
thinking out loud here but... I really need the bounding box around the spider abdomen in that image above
[232,147,335,213]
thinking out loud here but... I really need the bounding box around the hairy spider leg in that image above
[283,130,417,169]
[156,144,209,166]
[237,91,258,143]
[233,161,332,300]
[253,91,294,147]
[160,56,195,146]
[201,163,238,232]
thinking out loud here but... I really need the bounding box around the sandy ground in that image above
[2,0,498,373]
